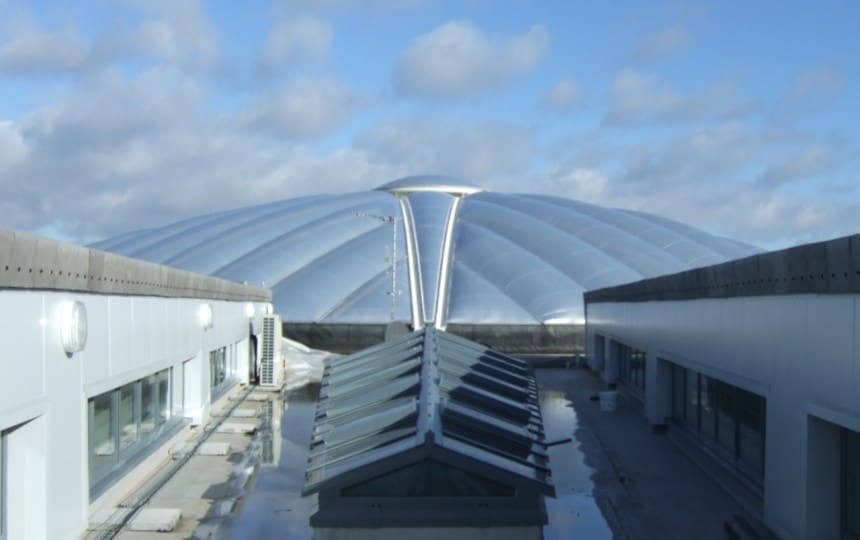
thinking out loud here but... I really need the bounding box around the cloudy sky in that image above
[0,0,857,249]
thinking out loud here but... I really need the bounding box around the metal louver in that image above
[259,315,282,387]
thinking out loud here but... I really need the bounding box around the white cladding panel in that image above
[0,288,268,539]
[587,294,860,540]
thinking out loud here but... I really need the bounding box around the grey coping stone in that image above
[198,442,232,456]
[127,508,182,532]
[216,422,257,434]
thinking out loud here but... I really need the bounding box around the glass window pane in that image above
[140,375,157,438]
[672,365,685,422]
[737,389,765,484]
[715,380,736,457]
[846,429,860,537]
[686,372,699,431]
[90,392,116,484]
[157,369,170,424]
[700,376,716,442]
[118,382,139,455]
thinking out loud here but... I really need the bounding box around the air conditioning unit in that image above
[259,315,283,387]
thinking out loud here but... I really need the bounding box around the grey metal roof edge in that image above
[584,232,860,304]
[0,228,271,302]
[432,443,555,496]
[302,443,426,496]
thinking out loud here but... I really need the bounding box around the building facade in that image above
[0,229,271,540]
[585,233,860,540]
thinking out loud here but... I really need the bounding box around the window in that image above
[210,346,235,401]
[668,362,766,488]
[671,364,686,422]
[617,343,646,398]
[846,429,860,539]
[210,347,227,389]
[88,368,179,498]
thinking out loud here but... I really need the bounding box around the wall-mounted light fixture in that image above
[197,303,214,330]
[60,300,88,354]
[245,302,255,318]
[264,303,274,315]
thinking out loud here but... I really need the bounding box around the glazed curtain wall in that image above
[618,343,646,398]
[88,368,176,498]
[670,362,766,488]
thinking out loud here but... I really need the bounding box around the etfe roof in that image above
[303,327,554,497]
[92,176,759,327]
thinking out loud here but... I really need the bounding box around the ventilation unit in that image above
[259,315,283,387]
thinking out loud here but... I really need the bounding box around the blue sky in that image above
[0,0,857,249]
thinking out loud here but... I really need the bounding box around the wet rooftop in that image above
[209,367,750,539]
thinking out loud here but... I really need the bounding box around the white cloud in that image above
[605,69,761,125]
[241,78,357,139]
[632,25,689,62]
[0,121,29,171]
[757,145,839,187]
[531,123,860,248]
[0,25,90,73]
[394,21,548,100]
[264,14,333,68]
[774,66,845,117]
[355,117,535,181]
[540,78,580,112]
[125,0,219,72]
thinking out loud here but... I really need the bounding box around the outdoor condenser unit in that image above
[259,315,283,387]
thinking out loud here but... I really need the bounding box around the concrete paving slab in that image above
[216,422,257,434]
[230,408,261,418]
[127,508,181,532]
[198,442,232,456]
[89,507,132,527]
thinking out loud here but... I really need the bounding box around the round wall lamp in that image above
[197,303,214,330]
[60,301,88,354]
[244,302,255,318]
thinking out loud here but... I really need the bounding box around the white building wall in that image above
[0,288,269,540]
[586,294,860,540]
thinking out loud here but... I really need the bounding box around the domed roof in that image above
[91,176,759,327]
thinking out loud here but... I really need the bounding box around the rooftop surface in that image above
[96,367,753,539]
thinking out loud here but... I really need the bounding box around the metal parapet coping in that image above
[0,228,271,302]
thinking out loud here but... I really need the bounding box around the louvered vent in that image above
[259,315,282,387]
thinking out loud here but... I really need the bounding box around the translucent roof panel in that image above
[304,328,553,497]
[92,176,760,327]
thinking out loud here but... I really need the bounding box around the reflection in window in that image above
[157,370,170,424]
[686,371,699,431]
[87,368,177,498]
[210,346,236,402]
[89,392,115,486]
[617,343,646,398]
[671,364,685,422]
[667,361,766,488]
[140,375,156,438]
[118,382,138,455]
